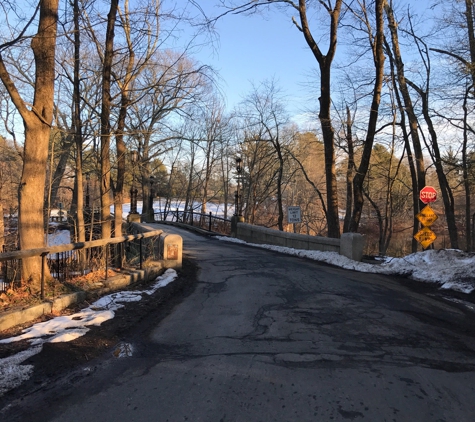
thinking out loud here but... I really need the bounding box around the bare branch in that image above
[0,2,40,51]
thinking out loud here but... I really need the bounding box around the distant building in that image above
[50,208,68,222]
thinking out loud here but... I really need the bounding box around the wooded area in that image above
[1,0,475,290]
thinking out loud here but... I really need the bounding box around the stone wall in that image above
[234,222,364,261]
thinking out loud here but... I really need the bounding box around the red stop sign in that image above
[420,186,437,204]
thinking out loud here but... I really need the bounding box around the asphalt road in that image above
[8,225,475,421]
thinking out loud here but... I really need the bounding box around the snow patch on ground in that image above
[218,237,475,294]
[0,269,178,397]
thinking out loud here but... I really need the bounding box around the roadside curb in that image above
[0,264,163,333]
[0,291,86,332]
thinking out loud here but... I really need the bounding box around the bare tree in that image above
[384,1,427,251]
[430,0,475,250]
[237,80,291,231]
[127,51,211,214]
[404,25,459,250]
[214,0,342,237]
[348,0,386,233]
[0,136,22,251]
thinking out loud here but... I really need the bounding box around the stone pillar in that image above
[340,233,365,261]
[231,215,245,238]
[127,213,141,223]
[160,233,183,269]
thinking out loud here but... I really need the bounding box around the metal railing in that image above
[154,209,232,236]
[0,229,163,299]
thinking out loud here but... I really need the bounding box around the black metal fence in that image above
[154,209,232,236]
[0,229,163,298]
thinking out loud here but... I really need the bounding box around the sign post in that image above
[287,206,301,224]
[287,206,301,233]
[419,186,437,204]
[414,227,437,249]
[415,187,438,249]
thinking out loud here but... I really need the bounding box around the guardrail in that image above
[154,209,232,236]
[0,229,163,299]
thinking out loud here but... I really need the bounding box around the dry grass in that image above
[66,269,118,290]
[0,269,118,313]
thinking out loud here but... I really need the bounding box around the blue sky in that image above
[181,1,435,125]
[184,2,320,122]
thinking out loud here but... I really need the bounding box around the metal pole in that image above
[236,156,242,217]
[85,174,90,210]
[149,175,155,222]
[105,245,108,280]
[472,213,475,252]
[41,253,47,301]
[209,211,212,231]
[139,238,143,269]
[130,150,139,215]
[234,187,241,217]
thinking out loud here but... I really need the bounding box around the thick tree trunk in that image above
[296,0,342,238]
[319,66,340,238]
[19,125,53,290]
[0,0,59,291]
[114,92,129,237]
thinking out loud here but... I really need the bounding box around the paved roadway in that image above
[32,226,475,420]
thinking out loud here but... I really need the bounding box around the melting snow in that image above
[0,269,177,396]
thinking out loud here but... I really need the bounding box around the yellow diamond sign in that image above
[416,205,438,227]
[414,227,437,249]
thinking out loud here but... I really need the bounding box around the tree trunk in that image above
[319,63,340,238]
[275,142,285,231]
[100,0,119,240]
[385,3,426,232]
[73,0,85,245]
[385,40,419,252]
[295,0,342,238]
[50,135,74,209]
[19,124,53,290]
[462,87,471,251]
[113,78,131,237]
[464,0,475,250]
[0,198,4,252]
[0,0,59,291]
[349,0,385,233]
[343,106,354,233]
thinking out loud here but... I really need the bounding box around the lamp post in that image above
[129,150,139,219]
[58,202,64,222]
[234,157,243,217]
[85,172,90,210]
[148,175,155,222]
[231,156,244,237]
